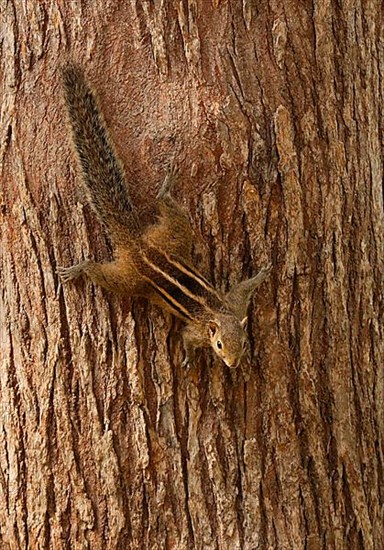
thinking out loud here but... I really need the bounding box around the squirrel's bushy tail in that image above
[62,65,138,235]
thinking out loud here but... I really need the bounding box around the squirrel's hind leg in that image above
[156,164,179,200]
[57,259,136,294]
[57,261,91,282]
[144,167,194,261]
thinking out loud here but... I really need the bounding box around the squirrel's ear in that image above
[241,316,248,328]
[208,320,219,337]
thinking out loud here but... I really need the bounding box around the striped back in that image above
[135,246,224,322]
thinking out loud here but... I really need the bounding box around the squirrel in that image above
[58,65,272,368]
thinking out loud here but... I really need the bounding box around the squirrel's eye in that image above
[216,340,222,350]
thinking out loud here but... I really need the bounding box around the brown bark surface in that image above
[1,1,383,549]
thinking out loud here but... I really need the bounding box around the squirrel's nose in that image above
[225,358,239,368]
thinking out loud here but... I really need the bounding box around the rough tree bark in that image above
[1,1,383,549]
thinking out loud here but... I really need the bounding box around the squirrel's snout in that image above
[225,358,240,369]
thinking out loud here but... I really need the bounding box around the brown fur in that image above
[58,65,271,367]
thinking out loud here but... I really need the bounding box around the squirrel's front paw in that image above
[258,263,272,277]
[181,351,195,369]
[252,263,272,285]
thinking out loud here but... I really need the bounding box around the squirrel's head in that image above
[208,314,248,368]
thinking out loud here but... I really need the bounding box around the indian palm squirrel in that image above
[58,65,271,368]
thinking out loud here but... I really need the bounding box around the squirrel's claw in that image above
[181,350,195,369]
[261,263,273,275]
[57,261,89,282]
[157,163,180,199]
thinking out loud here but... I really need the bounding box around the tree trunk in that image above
[1,1,383,549]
